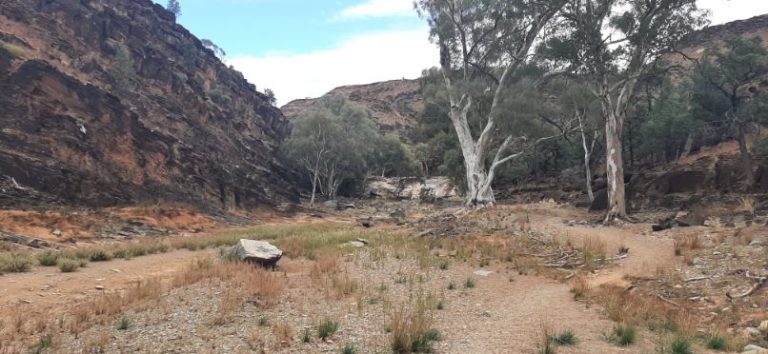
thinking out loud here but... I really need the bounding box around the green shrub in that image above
[550,329,576,345]
[609,325,636,346]
[669,337,692,354]
[0,253,35,273]
[117,317,130,330]
[57,258,81,273]
[318,320,339,340]
[705,334,727,350]
[36,251,62,266]
[341,344,357,354]
[88,248,113,262]
[464,278,476,289]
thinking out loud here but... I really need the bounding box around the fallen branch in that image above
[726,271,767,299]
[656,293,681,307]
[685,276,711,282]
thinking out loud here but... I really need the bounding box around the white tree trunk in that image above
[604,109,627,222]
[578,116,596,202]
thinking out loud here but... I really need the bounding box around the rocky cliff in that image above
[0,0,297,209]
[281,79,423,140]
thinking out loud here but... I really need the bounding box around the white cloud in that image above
[337,0,415,19]
[698,0,768,25]
[229,29,438,106]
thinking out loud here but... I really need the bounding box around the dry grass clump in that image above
[737,196,756,215]
[390,294,440,353]
[273,321,294,347]
[310,250,341,277]
[582,235,607,271]
[570,276,590,300]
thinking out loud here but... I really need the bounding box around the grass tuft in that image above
[318,320,339,340]
[549,329,576,346]
[608,324,636,346]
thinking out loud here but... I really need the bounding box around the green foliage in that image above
[549,330,577,346]
[302,328,312,343]
[264,88,276,106]
[30,335,52,354]
[705,334,727,350]
[166,0,181,17]
[692,36,768,138]
[609,325,636,346]
[113,43,135,91]
[464,278,476,289]
[201,38,225,58]
[0,253,34,273]
[668,337,693,354]
[317,320,339,340]
[117,317,131,330]
[57,258,81,273]
[634,82,694,163]
[341,344,357,354]
[282,95,412,199]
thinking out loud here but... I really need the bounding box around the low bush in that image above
[57,258,81,273]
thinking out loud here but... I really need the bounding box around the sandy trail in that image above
[0,249,216,315]
[0,207,689,353]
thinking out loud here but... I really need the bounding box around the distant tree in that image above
[282,96,380,202]
[370,135,417,177]
[543,0,706,222]
[264,89,277,106]
[166,0,181,17]
[201,39,226,58]
[690,36,768,188]
[636,82,694,164]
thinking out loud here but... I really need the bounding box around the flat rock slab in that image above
[473,270,494,277]
[231,239,283,268]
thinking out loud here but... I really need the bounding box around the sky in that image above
[156,0,768,105]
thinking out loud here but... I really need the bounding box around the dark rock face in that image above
[0,0,297,209]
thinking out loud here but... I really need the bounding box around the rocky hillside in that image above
[281,79,423,140]
[0,0,297,209]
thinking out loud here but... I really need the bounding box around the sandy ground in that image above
[0,205,726,353]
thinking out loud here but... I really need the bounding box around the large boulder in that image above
[230,239,283,268]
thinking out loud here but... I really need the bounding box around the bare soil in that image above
[2,201,765,353]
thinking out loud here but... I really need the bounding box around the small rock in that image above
[749,239,765,247]
[743,344,768,354]
[95,285,105,291]
[347,241,366,248]
[51,229,62,237]
[759,320,768,333]
[473,270,494,277]
[743,327,761,337]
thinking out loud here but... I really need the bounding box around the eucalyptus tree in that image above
[691,36,768,189]
[282,96,381,203]
[543,0,706,222]
[416,0,568,208]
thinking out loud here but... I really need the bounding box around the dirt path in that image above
[531,207,680,288]
[0,249,215,314]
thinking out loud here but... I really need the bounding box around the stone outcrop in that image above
[281,79,422,140]
[0,0,297,209]
[229,239,283,268]
[366,176,457,201]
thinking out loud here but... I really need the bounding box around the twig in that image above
[656,293,681,307]
[684,276,711,282]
